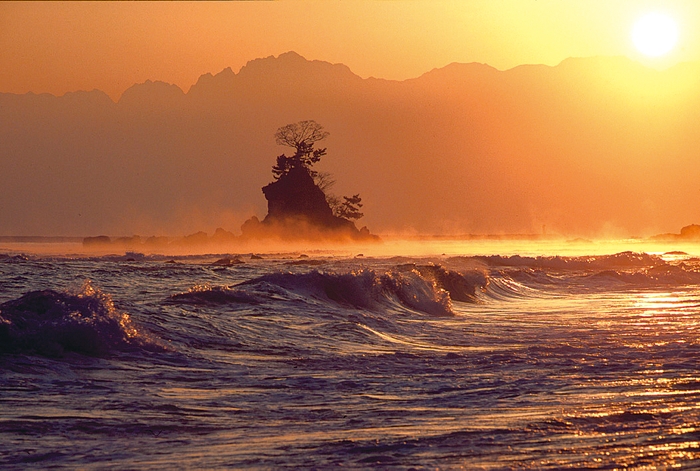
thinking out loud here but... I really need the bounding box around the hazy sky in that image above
[3,1,700,239]
[2,0,700,100]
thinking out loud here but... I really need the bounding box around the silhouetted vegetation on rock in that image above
[81,119,378,248]
[241,120,378,241]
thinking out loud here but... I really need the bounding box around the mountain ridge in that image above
[4,51,695,103]
[2,52,700,237]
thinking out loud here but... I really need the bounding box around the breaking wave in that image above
[169,285,260,305]
[147,251,700,327]
[395,264,488,302]
[235,265,488,316]
[584,263,700,286]
[453,252,700,295]
[0,281,154,357]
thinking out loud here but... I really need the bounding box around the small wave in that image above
[469,251,664,271]
[169,285,260,305]
[0,281,154,357]
[284,259,327,266]
[482,274,543,301]
[1,254,30,263]
[238,268,457,316]
[447,251,700,292]
[569,410,660,428]
[586,264,700,286]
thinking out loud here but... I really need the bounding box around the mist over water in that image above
[2,240,700,468]
[4,53,700,237]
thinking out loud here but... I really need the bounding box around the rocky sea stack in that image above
[651,224,700,242]
[241,121,378,241]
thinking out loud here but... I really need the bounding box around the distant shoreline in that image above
[0,236,83,243]
[0,233,693,243]
[0,233,554,244]
[3,235,700,259]
[0,233,667,243]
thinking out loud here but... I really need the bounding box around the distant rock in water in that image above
[81,227,239,250]
[680,224,700,239]
[242,165,378,241]
[212,257,244,266]
[80,117,379,245]
[83,235,112,246]
[240,119,379,242]
[264,166,335,224]
[651,224,700,241]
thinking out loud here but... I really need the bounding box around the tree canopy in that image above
[336,194,364,220]
[269,120,364,221]
[275,120,329,152]
[272,120,329,179]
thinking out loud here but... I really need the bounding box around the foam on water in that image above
[169,284,260,305]
[237,267,465,316]
[0,281,155,357]
[3,250,700,468]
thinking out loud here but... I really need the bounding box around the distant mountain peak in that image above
[61,89,114,105]
[414,61,499,81]
[118,80,185,107]
[187,51,361,99]
[276,50,308,61]
[237,51,361,81]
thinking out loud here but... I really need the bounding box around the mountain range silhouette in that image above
[2,51,700,237]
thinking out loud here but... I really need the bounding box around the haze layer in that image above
[1,52,698,237]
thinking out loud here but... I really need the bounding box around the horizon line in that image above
[1,51,692,103]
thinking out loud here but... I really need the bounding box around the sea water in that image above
[2,243,700,469]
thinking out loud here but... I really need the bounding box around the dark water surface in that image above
[2,250,700,469]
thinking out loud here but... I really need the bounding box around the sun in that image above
[632,13,679,57]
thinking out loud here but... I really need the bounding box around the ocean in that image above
[2,239,700,469]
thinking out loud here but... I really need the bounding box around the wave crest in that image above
[238,265,486,316]
[397,264,488,302]
[169,285,260,305]
[0,281,152,357]
[467,251,664,270]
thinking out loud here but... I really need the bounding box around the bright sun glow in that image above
[632,13,679,57]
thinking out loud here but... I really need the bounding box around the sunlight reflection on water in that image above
[3,249,700,468]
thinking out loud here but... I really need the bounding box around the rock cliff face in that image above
[262,166,349,229]
[680,224,700,239]
[650,224,700,242]
[263,167,328,222]
[241,166,376,241]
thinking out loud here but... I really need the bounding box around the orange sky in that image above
[2,0,700,101]
[3,1,700,239]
